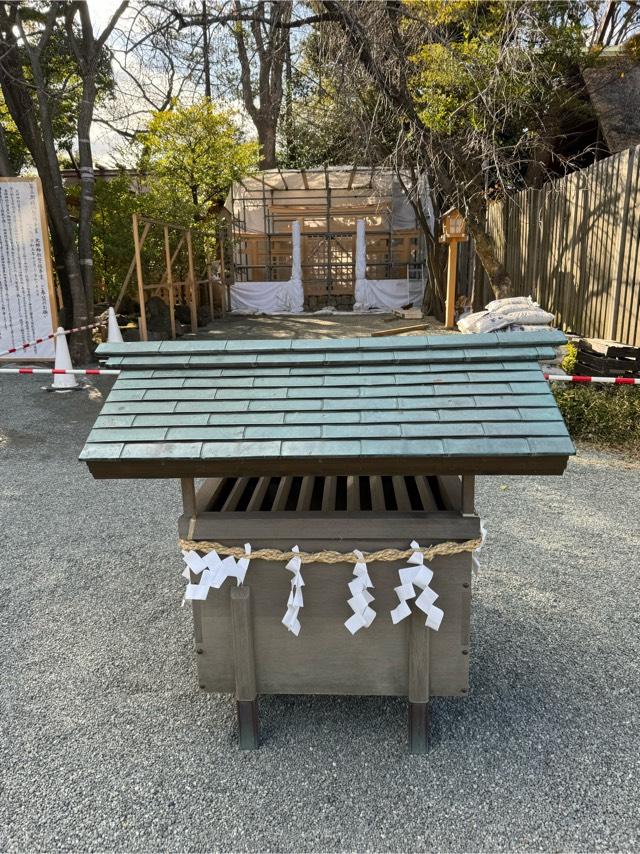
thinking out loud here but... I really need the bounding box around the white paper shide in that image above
[282,545,305,636]
[390,540,444,630]
[181,543,251,604]
[344,550,376,634]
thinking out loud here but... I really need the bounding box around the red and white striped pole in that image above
[545,373,640,385]
[0,367,121,376]
[0,320,103,359]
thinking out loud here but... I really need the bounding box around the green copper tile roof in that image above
[81,331,574,478]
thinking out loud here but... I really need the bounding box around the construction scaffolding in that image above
[226,166,427,309]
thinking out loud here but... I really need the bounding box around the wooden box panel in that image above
[194,547,471,698]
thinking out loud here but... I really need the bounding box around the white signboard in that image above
[0,178,57,359]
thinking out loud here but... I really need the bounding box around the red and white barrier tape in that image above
[0,367,121,376]
[1,367,638,384]
[545,373,640,385]
[0,320,103,359]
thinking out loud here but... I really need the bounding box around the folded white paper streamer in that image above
[472,521,488,576]
[344,549,376,634]
[390,540,444,630]
[282,545,304,636]
[181,544,251,605]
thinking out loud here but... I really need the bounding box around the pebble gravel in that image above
[1,372,639,852]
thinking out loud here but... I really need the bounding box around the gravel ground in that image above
[1,347,639,851]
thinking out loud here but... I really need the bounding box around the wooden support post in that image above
[408,608,430,754]
[230,586,259,749]
[445,238,459,329]
[163,225,177,340]
[218,232,228,316]
[461,475,475,516]
[206,262,215,320]
[132,213,148,341]
[186,228,198,334]
[180,477,197,517]
[115,222,151,313]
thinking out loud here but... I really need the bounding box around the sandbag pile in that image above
[457,296,555,334]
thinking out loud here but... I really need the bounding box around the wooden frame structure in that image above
[228,167,426,301]
[115,215,224,341]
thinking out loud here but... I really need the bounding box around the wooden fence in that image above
[486,145,640,347]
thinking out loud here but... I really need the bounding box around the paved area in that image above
[1,319,639,852]
[183,312,445,341]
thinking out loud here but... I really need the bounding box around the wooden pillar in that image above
[163,225,177,340]
[186,228,198,334]
[461,475,475,516]
[132,213,148,341]
[445,238,459,329]
[180,477,196,517]
[230,586,259,749]
[408,608,430,754]
[206,261,215,320]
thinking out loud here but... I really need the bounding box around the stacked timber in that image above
[575,339,640,378]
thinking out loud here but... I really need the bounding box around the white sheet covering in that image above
[229,219,305,313]
[230,279,304,313]
[353,218,425,311]
[354,278,424,312]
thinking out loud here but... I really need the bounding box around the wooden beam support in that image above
[180,477,197,517]
[445,238,459,329]
[230,586,259,749]
[462,475,475,516]
[115,222,151,313]
[186,228,198,334]
[408,609,430,754]
[163,225,177,340]
[132,213,148,341]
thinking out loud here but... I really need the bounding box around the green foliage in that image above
[139,99,260,222]
[561,342,578,374]
[553,384,640,450]
[0,24,114,173]
[136,99,259,270]
[67,100,260,303]
[407,0,587,176]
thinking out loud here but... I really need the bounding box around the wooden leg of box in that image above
[408,608,430,754]
[236,699,259,750]
[230,586,259,749]
[408,701,430,754]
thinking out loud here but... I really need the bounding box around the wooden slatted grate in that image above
[201,474,457,513]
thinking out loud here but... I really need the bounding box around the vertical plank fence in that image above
[486,145,640,347]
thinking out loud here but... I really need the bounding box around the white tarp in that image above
[229,220,304,313]
[230,279,304,313]
[0,179,55,359]
[354,278,425,312]
[353,218,424,311]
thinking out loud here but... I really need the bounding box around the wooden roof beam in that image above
[276,167,289,190]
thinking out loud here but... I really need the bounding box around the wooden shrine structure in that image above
[81,330,573,752]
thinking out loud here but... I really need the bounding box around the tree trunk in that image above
[256,118,277,169]
[0,123,15,176]
[469,225,512,300]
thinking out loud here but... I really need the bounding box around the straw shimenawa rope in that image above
[178,537,483,564]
